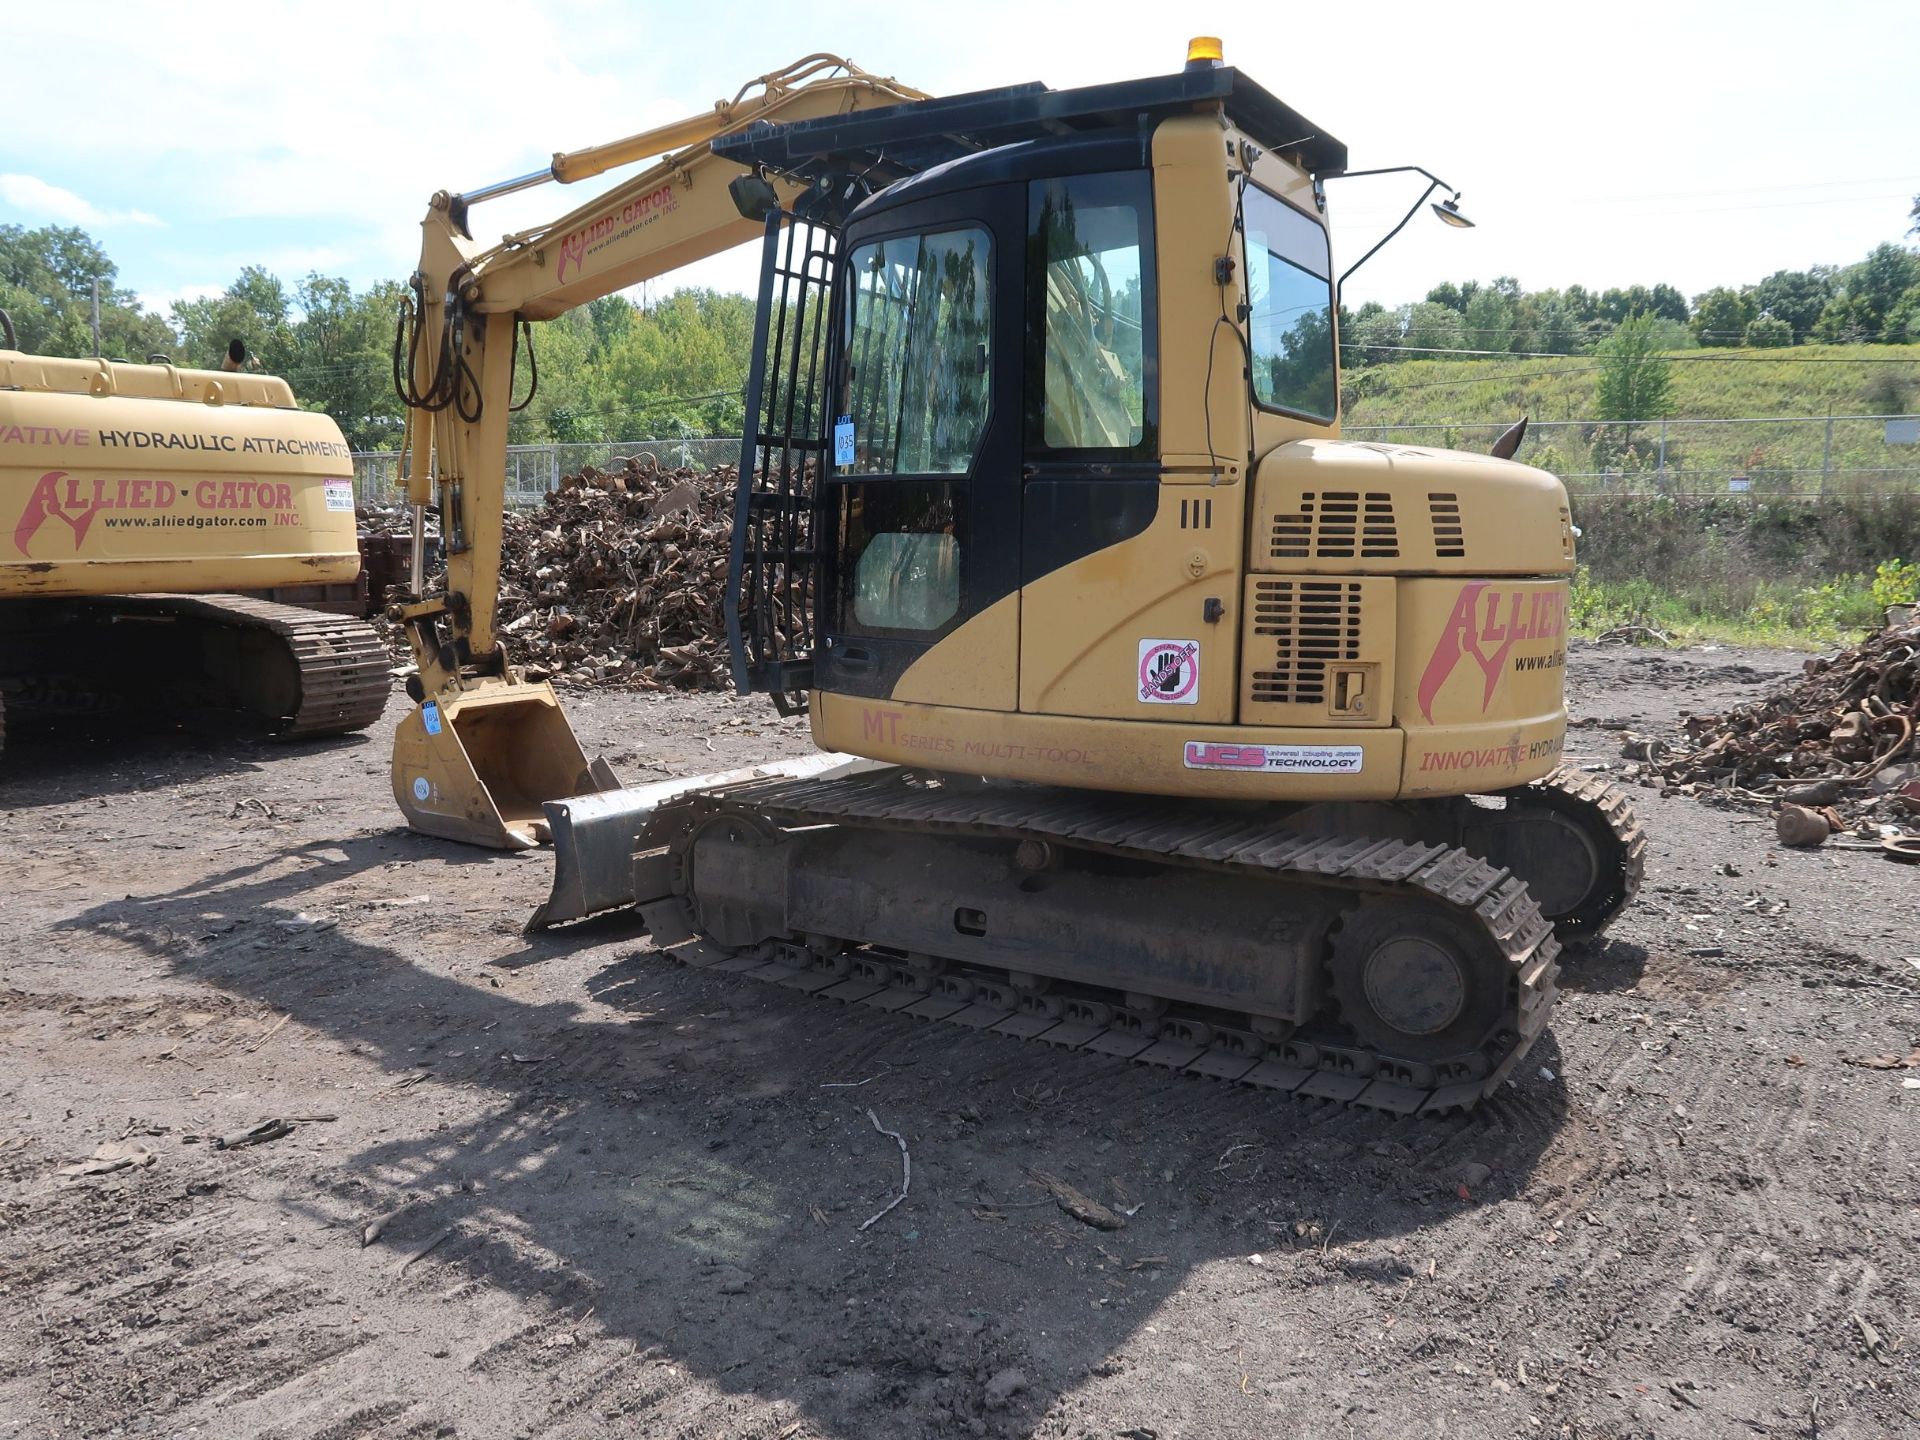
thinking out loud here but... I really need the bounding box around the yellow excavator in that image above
[0,318,389,750]
[387,44,1643,1113]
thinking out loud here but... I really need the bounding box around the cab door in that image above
[812,186,1025,711]
[1016,169,1235,723]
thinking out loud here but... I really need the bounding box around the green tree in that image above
[593,288,756,439]
[1424,280,1478,313]
[1401,300,1467,352]
[1744,314,1793,348]
[1596,285,1681,326]
[1595,313,1674,423]
[1849,242,1919,325]
[171,266,292,368]
[1462,285,1515,352]
[1526,289,1590,354]
[0,224,173,359]
[1646,283,1690,325]
[1342,301,1402,362]
[1752,268,1833,342]
[1884,284,1920,344]
[1689,286,1755,346]
[1811,293,1877,344]
[284,274,405,449]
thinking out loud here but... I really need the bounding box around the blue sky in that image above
[4,0,1916,322]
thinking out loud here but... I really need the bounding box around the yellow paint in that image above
[1018,485,1241,721]
[391,676,597,850]
[893,593,1020,708]
[1250,439,1571,578]
[814,689,1407,801]
[1,352,358,597]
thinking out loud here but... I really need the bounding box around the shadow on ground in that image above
[0,721,371,809]
[58,835,1573,1438]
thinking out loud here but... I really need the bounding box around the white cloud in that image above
[136,282,225,317]
[4,2,1918,309]
[0,173,162,228]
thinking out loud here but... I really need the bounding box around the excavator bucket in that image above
[391,676,612,849]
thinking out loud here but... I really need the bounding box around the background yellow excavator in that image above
[386,44,1645,1114]
[0,317,389,751]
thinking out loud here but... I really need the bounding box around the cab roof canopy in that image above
[713,66,1348,199]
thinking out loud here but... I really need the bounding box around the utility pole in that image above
[90,278,102,356]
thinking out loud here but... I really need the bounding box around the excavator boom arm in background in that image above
[396,55,924,664]
[387,57,927,849]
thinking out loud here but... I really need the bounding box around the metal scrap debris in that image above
[213,1118,294,1149]
[1027,1168,1128,1230]
[1652,618,1918,834]
[366,458,741,690]
[57,1140,156,1179]
[1844,1046,1920,1071]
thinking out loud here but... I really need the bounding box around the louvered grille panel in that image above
[1428,492,1466,557]
[1250,580,1363,705]
[1269,491,1398,561]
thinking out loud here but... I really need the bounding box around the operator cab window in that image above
[834,226,990,634]
[1027,172,1156,455]
[838,227,993,477]
[1243,185,1337,421]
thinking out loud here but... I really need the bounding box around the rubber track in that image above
[121,593,390,739]
[1517,766,1648,942]
[649,771,1562,1116]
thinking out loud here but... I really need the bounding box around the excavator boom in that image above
[389,57,925,847]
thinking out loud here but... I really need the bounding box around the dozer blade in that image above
[391,675,614,849]
[527,752,884,931]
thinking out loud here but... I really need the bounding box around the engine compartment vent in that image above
[1249,579,1363,705]
[1427,493,1466,558]
[1270,491,1398,561]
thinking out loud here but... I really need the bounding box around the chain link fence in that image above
[353,416,1920,507]
[1342,415,1920,496]
[352,437,744,509]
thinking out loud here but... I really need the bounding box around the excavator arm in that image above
[388,55,926,848]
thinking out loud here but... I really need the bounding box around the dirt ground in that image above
[1,641,1914,1440]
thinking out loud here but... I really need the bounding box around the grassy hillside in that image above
[1342,344,1920,643]
[1343,343,1917,425]
[1342,344,1920,491]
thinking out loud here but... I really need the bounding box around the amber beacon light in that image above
[1185,36,1224,67]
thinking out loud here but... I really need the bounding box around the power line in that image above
[1348,342,1920,364]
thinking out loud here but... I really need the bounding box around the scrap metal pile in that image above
[1652,616,1920,848]
[364,457,737,689]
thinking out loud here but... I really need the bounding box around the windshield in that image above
[1243,186,1336,420]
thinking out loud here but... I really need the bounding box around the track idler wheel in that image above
[1469,773,1644,944]
[1328,900,1510,1062]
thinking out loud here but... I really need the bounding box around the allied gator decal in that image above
[1416,581,1567,723]
[556,182,681,284]
[11,469,312,557]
